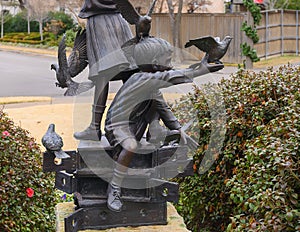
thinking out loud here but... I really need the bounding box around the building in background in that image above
[1,0,20,15]
[132,0,226,14]
[231,0,270,11]
[1,0,60,16]
[184,0,225,13]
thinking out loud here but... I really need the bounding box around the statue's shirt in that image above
[105,69,193,143]
[79,0,118,18]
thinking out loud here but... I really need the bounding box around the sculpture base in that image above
[56,202,190,232]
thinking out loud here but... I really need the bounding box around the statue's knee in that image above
[121,138,137,151]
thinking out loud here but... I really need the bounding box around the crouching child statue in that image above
[104,37,223,212]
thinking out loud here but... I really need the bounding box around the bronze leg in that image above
[73,80,109,141]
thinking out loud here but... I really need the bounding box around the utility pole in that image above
[24,0,30,34]
[27,9,30,34]
[1,0,4,38]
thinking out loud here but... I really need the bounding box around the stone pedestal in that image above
[44,137,193,231]
[56,202,190,232]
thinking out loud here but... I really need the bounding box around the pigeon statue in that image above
[51,29,93,96]
[66,29,88,78]
[41,124,70,159]
[113,0,157,41]
[185,36,232,64]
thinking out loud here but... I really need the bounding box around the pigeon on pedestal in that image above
[42,124,70,159]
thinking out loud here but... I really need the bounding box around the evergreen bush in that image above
[46,11,75,36]
[0,110,57,231]
[174,64,300,231]
[3,12,39,34]
[64,29,77,47]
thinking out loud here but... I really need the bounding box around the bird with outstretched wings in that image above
[113,0,157,41]
[185,35,232,64]
[68,29,88,78]
[51,29,93,96]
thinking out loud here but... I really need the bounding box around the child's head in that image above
[124,37,173,72]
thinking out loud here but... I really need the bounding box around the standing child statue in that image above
[73,0,134,141]
[104,37,224,212]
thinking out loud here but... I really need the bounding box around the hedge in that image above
[0,110,58,231]
[173,64,300,231]
[0,32,58,45]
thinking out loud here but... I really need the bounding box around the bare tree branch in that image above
[18,0,26,10]
[26,0,55,41]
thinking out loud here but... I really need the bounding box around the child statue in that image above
[104,37,223,212]
[74,0,134,141]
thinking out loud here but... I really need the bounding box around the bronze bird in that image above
[67,29,88,78]
[113,0,157,41]
[185,36,233,64]
[42,124,70,159]
[51,29,93,96]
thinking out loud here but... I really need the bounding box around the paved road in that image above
[0,50,61,97]
[0,50,126,98]
[0,50,238,98]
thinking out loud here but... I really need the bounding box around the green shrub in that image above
[0,32,57,45]
[64,29,77,47]
[43,33,59,47]
[0,30,77,48]
[0,38,42,44]
[0,110,58,231]
[1,11,74,39]
[173,64,300,231]
[275,0,300,10]
[46,11,75,36]
[42,29,77,47]
[23,34,42,41]
[3,12,39,33]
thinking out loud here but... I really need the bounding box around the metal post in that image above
[27,10,30,34]
[265,11,268,59]
[281,9,284,56]
[0,0,3,39]
[296,10,299,55]
[245,11,253,69]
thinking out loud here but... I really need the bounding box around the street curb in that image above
[0,43,57,57]
[0,96,52,105]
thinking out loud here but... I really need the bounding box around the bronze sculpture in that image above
[104,37,223,212]
[73,0,134,141]
[113,0,157,41]
[44,0,232,230]
[42,124,70,159]
[51,30,93,96]
[185,35,233,64]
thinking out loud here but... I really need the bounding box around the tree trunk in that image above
[39,20,43,41]
[166,0,183,63]
[27,11,30,34]
[158,0,165,13]
[174,0,183,49]
[166,0,175,44]
[1,7,3,39]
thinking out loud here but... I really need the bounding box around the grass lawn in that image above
[254,55,300,68]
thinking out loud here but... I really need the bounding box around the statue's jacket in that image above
[105,69,193,146]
